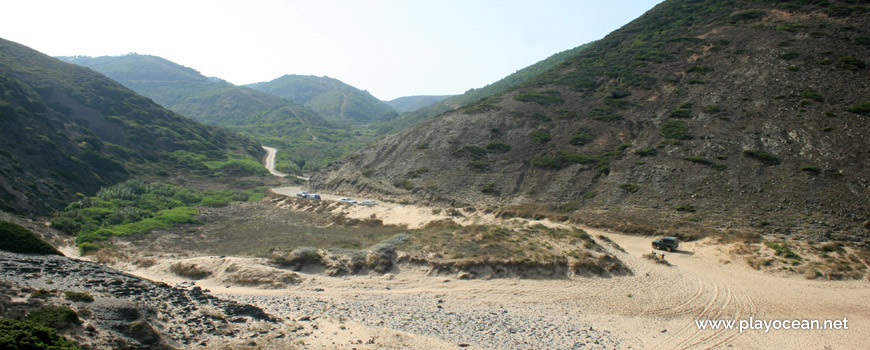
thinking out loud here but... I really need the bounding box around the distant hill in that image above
[246,75,398,125]
[59,54,365,174]
[373,43,593,134]
[312,0,870,242]
[1,38,262,215]
[386,95,454,114]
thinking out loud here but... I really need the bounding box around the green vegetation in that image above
[801,90,824,102]
[661,121,692,140]
[743,149,781,165]
[674,204,696,212]
[729,9,766,22]
[51,179,265,251]
[703,104,723,114]
[779,51,800,60]
[764,241,802,261]
[669,103,693,118]
[170,262,212,279]
[481,183,499,195]
[619,184,641,193]
[485,142,512,153]
[63,291,94,303]
[0,221,62,255]
[453,145,488,160]
[513,90,564,105]
[24,306,81,331]
[800,166,822,175]
[529,129,552,144]
[530,156,560,170]
[590,106,624,122]
[406,167,429,178]
[847,101,870,115]
[393,179,413,191]
[839,57,866,71]
[0,318,79,350]
[634,147,657,156]
[569,127,595,146]
[466,161,489,173]
[776,23,808,32]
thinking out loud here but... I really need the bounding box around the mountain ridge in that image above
[311,0,870,242]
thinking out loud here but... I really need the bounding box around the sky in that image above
[2,0,664,100]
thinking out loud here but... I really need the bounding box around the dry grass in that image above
[169,262,212,279]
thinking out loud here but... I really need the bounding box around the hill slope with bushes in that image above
[1,38,262,215]
[312,0,870,242]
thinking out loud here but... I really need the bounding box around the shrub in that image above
[634,147,657,156]
[513,90,564,105]
[687,66,713,74]
[776,23,808,32]
[800,166,822,175]
[839,57,866,71]
[453,145,487,160]
[674,204,696,212]
[569,127,595,146]
[661,121,692,140]
[0,318,79,350]
[0,221,62,255]
[779,51,800,60]
[24,306,81,330]
[847,101,870,115]
[801,90,824,102]
[529,129,551,144]
[481,183,499,195]
[64,291,94,303]
[406,167,429,178]
[485,142,511,153]
[466,161,489,173]
[169,262,212,279]
[531,156,560,170]
[703,105,723,114]
[669,108,692,119]
[743,149,781,165]
[684,156,712,165]
[393,179,413,190]
[270,247,323,270]
[619,184,640,193]
[730,9,766,22]
[764,241,802,261]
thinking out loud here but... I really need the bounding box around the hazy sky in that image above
[2,0,663,100]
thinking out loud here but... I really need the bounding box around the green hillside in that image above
[59,54,369,174]
[312,0,870,241]
[1,38,263,215]
[385,95,454,114]
[374,43,593,134]
[246,75,398,125]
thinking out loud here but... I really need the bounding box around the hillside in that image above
[246,74,398,124]
[59,54,364,174]
[374,43,593,134]
[0,38,262,215]
[311,0,870,242]
[386,95,454,114]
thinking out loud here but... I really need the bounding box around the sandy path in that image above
[261,146,288,177]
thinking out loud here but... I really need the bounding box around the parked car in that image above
[652,236,679,252]
[306,194,321,199]
[295,191,308,198]
[338,197,356,204]
[359,200,377,206]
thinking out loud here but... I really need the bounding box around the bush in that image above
[0,318,79,350]
[684,156,712,165]
[634,147,657,156]
[481,183,499,195]
[847,101,870,115]
[839,56,866,71]
[393,179,413,190]
[531,156,560,170]
[743,149,781,165]
[801,90,824,102]
[453,145,487,160]
[569,127,595,146]
[406,167,429,178]
[779,51,800,60]
[619,184,640,193]
[675,204,696,212]
[730,9,766,22]
[513,90,564,105]
[64,291,94,303]
[24,306,81,331]
[529,129,551,144]
[703,105,723,114]
[801,166,822,175]
[466,161,489,173]
[661,121,692,140]
[0,221,62,255]
[169,262,212,279]
[485,142,511,153]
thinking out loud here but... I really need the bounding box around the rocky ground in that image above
[0,251,299,349]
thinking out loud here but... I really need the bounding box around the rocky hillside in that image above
[0,38,263,215]
[311,0,870,242]
[385,95,454,114]
[246,74,398,125]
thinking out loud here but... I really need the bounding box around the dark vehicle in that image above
[652,236,679,252]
